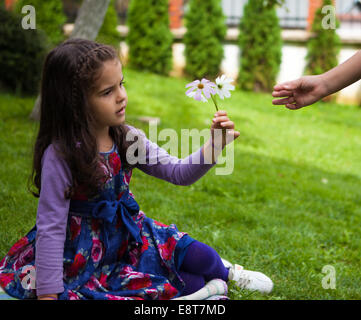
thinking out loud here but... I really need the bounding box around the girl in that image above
[0,39,273,300]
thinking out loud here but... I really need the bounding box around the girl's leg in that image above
[180,241,274,295]
[180,241,229,282]
[179,241,273,295]
[178,271,205,296]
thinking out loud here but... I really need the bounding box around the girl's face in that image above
[88,59,127,129]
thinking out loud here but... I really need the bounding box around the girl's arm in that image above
[35,144,72,299]
[138,134,218,186]
[128,111,239,185]
[127,126,219,186]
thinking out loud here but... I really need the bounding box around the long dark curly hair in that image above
[29,39,140,199]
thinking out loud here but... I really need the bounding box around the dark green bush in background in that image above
[183,0,226,80]
[238,0,282,92]
[15,0,67,46]
[127,0,173,75]
[0,6,47,95]
[305,0,341,76]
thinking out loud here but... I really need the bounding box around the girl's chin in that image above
[117,115,125,124]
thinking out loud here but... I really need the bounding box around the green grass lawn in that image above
[1,68,361,299]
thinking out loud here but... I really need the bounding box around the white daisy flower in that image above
[215,75,235,100]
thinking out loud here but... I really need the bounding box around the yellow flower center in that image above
[197,84,204,89]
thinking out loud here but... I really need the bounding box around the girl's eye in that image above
[103,90,112,96]
[120,81,126,87]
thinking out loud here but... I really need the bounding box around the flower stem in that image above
[210,95,219,111]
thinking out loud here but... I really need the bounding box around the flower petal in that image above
[203,86,211,99]
[194,89,203,101]
[186,87,196,96]
[185,80,200,88]
[224,84,235,91]
[210,81,218,88]
[224,78,234,84]
[224,91,231,98]
[217,89,225,100]
[210,86,217,94]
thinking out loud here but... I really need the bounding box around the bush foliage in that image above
[127,0,173,75]
[238,0,282,92]
[305,0,341,76]
[183,0,226,79]
[0,6,47,95]
[15,0,66,46]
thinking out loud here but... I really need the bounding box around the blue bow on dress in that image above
[91,190,142,244]
[69,189,142,249]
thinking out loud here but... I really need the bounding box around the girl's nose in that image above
[116,86,125,103]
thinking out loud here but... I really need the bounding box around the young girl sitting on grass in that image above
[0,39,273,300]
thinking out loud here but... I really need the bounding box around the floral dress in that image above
[0,145,194,300]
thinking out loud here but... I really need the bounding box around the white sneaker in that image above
[221,259,273,294]
[221,258,233,269]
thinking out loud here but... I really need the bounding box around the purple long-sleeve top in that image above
[35,125,218,296]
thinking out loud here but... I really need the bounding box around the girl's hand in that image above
[211,110,240,149]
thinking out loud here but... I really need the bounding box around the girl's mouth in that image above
[116,107,125,116]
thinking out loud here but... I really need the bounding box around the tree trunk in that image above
[30,0,111,121]
[71,0,111,40]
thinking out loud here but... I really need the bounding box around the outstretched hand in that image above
[272,75,328,110]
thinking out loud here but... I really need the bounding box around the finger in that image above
[273,83,290,91]
[215,110,227,117]
[224,130,240,143]
[213,116,229,123]
[271,90,293,97]
[230,130,240,139]
[272,97,295,105]
[274,79,301,91]
[285,103,302,110]
[220,120,234,128]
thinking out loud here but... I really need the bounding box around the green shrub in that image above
[183,0,226,79]
[96,0,122,49]
[238,0,282,92]
[127,0,173,75]
[0,6,47,95]
[305,0,341,76]
[15,0,66,46]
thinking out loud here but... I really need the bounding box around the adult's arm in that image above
[321,50,361,96]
